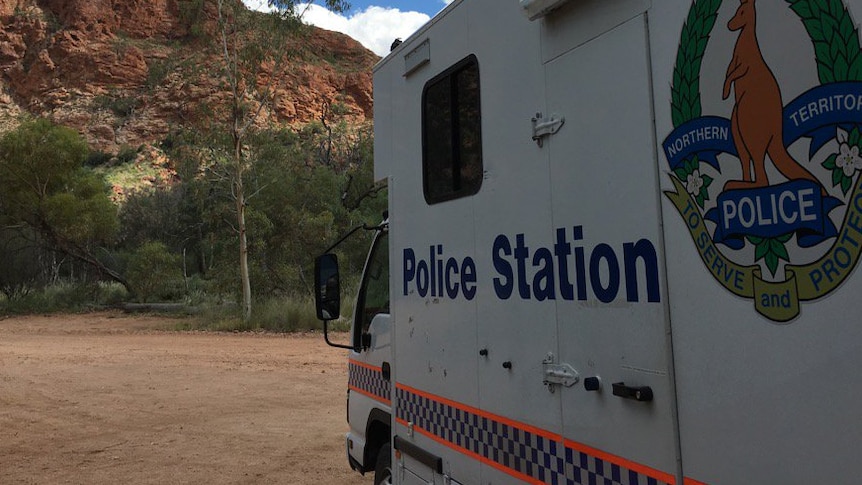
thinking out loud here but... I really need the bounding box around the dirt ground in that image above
[0,312,371,485]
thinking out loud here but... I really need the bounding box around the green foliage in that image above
[112,34,132,57]
[0,227,127,307]
[192,0,376,323]
[0,0,387,324]
[126,241,183,303]
[152,119,383,317]
[120,186,197,254]
[146,58,174,90]
[0,119,88,192]
[0,228,43,300]
[116,145,140,165]
[99,154,162,196]
[268,0,350,12]
[0,119,125,293]
[0,116,384,324]
[244,296,322,332]
[94,94,139,118]
[41,9,62,34]
[86,150,114,167]
[787,0,862,82]
[0,119,118,244]
[0,281,129,315]
[173,294,351,332]
[45,173,119,243]
[671,0,721,127]
[178,0,207,39]
[748,234,793,277]
[234,124,382,297]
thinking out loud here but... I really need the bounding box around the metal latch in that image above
[612,382,654,402]
[531,112,565,147]
[542,352,579,393]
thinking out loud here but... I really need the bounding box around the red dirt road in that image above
[0,312,370,484]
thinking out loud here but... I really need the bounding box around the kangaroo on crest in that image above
[722,0,822,192]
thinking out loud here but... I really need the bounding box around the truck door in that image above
[545,12,680,484]
[347,230,392,474]
[466,3,563,484]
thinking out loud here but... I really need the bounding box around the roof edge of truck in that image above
[372,0,465,73]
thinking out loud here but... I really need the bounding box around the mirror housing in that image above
[314,254,341,321]
[315,254,354,350]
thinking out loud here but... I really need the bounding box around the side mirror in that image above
[314,254,341,321]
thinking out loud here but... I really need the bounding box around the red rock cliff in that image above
[0,0,377,151]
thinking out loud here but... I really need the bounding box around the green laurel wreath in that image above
[670,0,862,276]
[671,0,862,126]
[790,1,862,200]
[671,0,722,128]
[787,0,862,82]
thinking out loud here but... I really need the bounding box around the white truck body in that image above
[340,0,862,483]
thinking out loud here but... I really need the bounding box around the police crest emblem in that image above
[664,0,862,321]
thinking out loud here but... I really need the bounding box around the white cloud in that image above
[242,1,431,57]
[243,0,274,12]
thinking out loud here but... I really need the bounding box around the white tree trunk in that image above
[236,145,252,323]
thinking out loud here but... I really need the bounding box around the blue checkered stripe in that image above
[348,361,391,403]
[396,386,671,485]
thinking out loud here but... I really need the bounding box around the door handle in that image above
[381,362,391,381]
[612,382,653,402]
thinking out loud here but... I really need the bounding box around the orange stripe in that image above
[684,478,709,485]
[396,383,562,442]
[565,439,676,484]
[397,383,676,485]
[349,385,391,405]
[396,417,545,485]
[348,358,383,372]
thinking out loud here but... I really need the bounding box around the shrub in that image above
[85,150,114,167]
[147,58,173,90]
[116,145,140,165]
[253,296,321,332]
[94,282,130,306]
[173,295,353,333]
[126,242,183,303]
[0,281,129,315]
[94,95,139,118]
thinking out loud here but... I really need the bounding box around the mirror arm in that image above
[322,222,385,254]
[323,320,357,351]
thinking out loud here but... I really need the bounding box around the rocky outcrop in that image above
[0,0,377,152]
[42,0,183,39]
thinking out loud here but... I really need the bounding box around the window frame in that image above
[352,230,389,350]
[421,54,483,205]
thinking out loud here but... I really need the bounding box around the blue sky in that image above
[347,1,447,17]
[242,1,453,56]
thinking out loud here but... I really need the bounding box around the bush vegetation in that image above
[1,2,369,332]
[0,117,383,333]
[94,94,139,118]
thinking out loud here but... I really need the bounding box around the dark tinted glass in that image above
[422,56,482,204]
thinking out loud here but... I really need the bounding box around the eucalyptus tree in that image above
[202,0,349,321]
[0,119,127,291]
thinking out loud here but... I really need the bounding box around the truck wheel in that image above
[373,442,392,485]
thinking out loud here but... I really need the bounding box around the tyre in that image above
[373,442,392,485]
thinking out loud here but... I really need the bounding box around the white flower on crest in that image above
[686,169,704,195]
[836,142,862,177]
